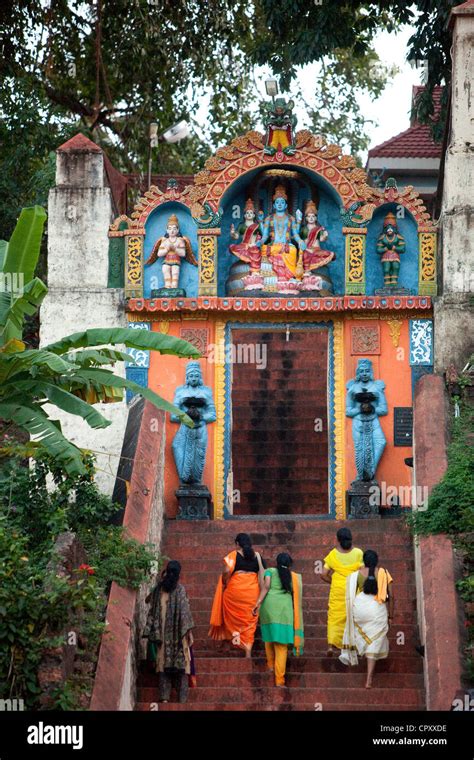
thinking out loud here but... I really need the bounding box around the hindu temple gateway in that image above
[107,102,435,522]
[40,2,473,710]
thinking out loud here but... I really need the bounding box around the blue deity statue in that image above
[257,184,305,286]
[345,359,388,481]
[171,362,217,484]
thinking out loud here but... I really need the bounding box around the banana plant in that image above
[0,206,200,475]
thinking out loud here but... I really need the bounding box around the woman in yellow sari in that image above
[321,528,363,655]
[208,533,265,657]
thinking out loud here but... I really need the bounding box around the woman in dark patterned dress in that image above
[143,560,195,703]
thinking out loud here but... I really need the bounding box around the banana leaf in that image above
[44,327,201,359]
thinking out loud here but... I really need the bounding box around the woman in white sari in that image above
[339,550,394,688]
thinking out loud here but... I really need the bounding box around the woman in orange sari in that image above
[208,533,265,657]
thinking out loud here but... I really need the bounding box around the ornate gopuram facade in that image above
[108,118,437,522]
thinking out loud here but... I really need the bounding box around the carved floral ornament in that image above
[109,129,435,237]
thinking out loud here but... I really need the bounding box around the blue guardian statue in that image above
[346,359,388,482]
[171,362,217,485]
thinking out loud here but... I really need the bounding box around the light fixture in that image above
[147,119,190,189]
[265,78,279,98]
[162,119,190,144]
[149,122,159,147]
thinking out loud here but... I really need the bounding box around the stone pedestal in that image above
[375,287,412,296]
[346,479,381,519]
[176,484,212,519]
[151,287,186,298]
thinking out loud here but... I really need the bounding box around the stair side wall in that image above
[90,404,166,711]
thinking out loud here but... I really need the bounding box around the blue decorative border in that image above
[222,320,335,518]
[125,321,150,403]
[409,318,434,366]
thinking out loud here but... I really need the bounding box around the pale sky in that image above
[193,24,426,164]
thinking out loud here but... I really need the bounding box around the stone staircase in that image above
[136,518,425,711]
[231,329,329,515]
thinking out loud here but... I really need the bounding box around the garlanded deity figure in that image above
[257,184,306,292]
[346,359,388,482]
[376,212,406,288]
[145,213,198,293]
[299,200,335,290]
[171,362,217,485]
[263,97,297,156]
[229,198,263,282]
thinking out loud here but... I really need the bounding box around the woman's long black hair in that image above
[337,527,353,550]
[235,532,255,561]
[363,550,378,595]
[276,552,293,594]
[161,560,181,593]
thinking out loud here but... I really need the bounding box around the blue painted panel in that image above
[365,203,419,294]
[125,321,150,368]
[411,365,434,398]
[410,318,434,365]
[143,202,198,298]
[126,367,148,404]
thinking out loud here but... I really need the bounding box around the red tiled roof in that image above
[368,86,444,159]
[57,133,102,153]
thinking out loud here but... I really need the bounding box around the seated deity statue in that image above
[229,198,263,274]
[145,213,198,292]
[257,184,306,292]
[298,200,335,292]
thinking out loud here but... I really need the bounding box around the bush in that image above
[0,453,160,708]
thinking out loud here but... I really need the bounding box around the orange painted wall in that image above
[149,314,418,518]
[343,318,413,506]
[147,320,215,518]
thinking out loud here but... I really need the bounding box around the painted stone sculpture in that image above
[346,359,387,482]
[376,212,406,289]
[171,361,217,485]
[229,198,263,290]
[257,184,306,293]
[145,213,198,296]
[299,199,335,292]
[263,97,297,156]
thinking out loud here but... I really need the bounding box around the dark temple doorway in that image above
[230,328,329,515]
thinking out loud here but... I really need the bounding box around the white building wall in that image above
[40,141,128,495]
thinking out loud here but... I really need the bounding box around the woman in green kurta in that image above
[252,553,304,687]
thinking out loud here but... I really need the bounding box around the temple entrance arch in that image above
[224,321,335,517]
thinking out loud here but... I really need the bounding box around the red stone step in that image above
[137,702,423,712]
[135,685,424,706]
[138,671,423,693]
[138,655,423,676]
[140,516,424,711]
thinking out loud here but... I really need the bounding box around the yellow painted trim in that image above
[333,318,346,519]
[213,320,226,519]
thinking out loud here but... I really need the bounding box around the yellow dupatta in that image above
[291,571,304,656]
[374,568,393,603]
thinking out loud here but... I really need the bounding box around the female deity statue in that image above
[345,359,388,482]
[257,184,306,292]
[171,362,217,485]
[299,200,335,288]
[229,198,263,277]
[145,213,198,292]
[376,212,406,288]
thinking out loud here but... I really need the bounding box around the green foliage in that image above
[0,206,199,475]
[0,453,160,709]
[408,402,474,537]
[0,1,460,231]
